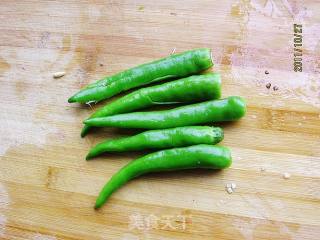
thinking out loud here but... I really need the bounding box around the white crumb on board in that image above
[226,182,237,194]
[283,172,291,179]
[53,71,65,78]
[226,187,233,194]
[33,233,57,240]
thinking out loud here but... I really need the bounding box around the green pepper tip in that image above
[81,125,90,137]
[85,153,93,160]
[94,205,100,210]
[94,202,102,210]
[68,96,76,103]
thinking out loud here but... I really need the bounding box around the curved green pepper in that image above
[68,48,213,103]
[86,126,224,159]
[95,144,232,209]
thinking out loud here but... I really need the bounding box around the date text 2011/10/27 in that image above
[293,24,302,72]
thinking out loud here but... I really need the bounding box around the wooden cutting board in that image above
[0,0,319,239]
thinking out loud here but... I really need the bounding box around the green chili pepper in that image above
[84,96,246,129]
[94,144,231,209]
[86,126,223,160]
[68,48,213,103]
[81,73,221,137]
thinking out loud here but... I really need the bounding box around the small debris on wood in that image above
[86,100,97,109]
[273,86,279,91]
[53,71,66,78]
[265,70,269,74]
[283,172,291,179]
[170,12,177,16]
[86,101,97,104]
[266,83,271,89]
[99,63,104,67]
[138,6,144,11]
[260,167,266,172]
[226,187,233,194]
[226,182,237,194]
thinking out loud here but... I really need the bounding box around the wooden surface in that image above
[0,0,319,239]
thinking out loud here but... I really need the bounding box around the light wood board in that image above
[0,0,319,239]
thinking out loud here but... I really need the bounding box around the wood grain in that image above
[0,0,319,239]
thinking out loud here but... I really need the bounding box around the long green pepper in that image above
[84,96,246,129]
[86,126,224,159]
[81,73,221,137]
[94,144,232,209]
[68,48,213,103]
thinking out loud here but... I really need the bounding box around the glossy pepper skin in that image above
[94,144,232,209]
[68,48,213,103]
[84,96,246,129]
[86,126,224,160]
[81,73,221,137]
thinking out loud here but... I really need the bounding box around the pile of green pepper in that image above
[69,48,246,209]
